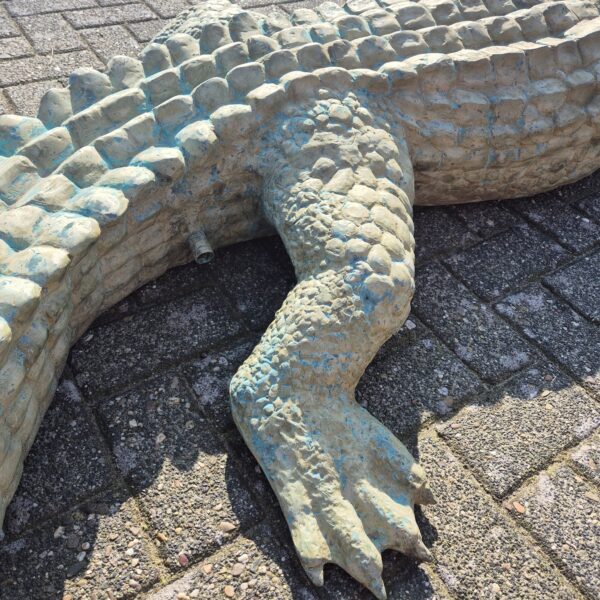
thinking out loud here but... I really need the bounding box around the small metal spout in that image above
[188,229,214,264]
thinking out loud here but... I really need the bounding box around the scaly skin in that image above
[1,0,600,595]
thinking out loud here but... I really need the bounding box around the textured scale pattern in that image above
[1,0,600,596]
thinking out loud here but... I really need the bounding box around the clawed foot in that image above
[244,399,435,599]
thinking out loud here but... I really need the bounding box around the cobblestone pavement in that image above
[0,1,599,599]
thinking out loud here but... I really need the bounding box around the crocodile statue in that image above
[1,0,599,595]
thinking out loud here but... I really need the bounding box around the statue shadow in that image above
[1,181,598,598]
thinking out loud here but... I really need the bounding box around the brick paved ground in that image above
[0,1,599,599]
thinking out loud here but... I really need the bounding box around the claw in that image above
[411,539,433,563]
[335,532,384,600]
[366,575,387,600]
[304,564,324,586]
[413,482,436,505]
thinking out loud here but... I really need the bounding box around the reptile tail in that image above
[0,6,266,530]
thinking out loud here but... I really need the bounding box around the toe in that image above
[413,481,436,505]
[353,480,431,560]
[321,497,386,598]
[289,511,331,584]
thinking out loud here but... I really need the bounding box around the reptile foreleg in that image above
[231,91,433,598]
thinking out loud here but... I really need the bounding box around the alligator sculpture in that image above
[1,0,599,595]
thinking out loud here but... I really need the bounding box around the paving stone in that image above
[437,363,600,497]
[17,13,85,54]
[282,0,341,11]
[98,0,141,4]
[0,488,160,599]
[356,320,483,438]
[133,261,213,307]
[4,80,64,117]
[0,93,9,115]
[544,250,600,323]
[413,263,534,382]
[147,522,318,599]
[0,5,20,37]
[445,224,569,300]
[5,0,97,17]
[509,465,599,598]
[127,18,166,42]
[0,49,103,86]
[92,293,140,328]
[241,0,294,7]
[495,284,600,395]
[417,434,582,599]
[4,378,113,537]
[450,200,522,238]
[511,194,600,253]
[569,430,600,485]
[207,237,295,330]
[575,193,600,221]
[96,372,262,571]
[182,338,257,431]
[0,37,34,60]
[64,4,156,29]
[70,282,244,396]
[81,24,142,63]
[144,0,194,18]
[414,206,480,264]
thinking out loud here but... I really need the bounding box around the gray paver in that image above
[98,0,141,4]
[450,200,522,238]
[414,206,480,264]
[356,320,483,438]
[132,261,211,307]
[575,194,600,221]
[509,465,600,598]
[437,363,600,497]
[511,194,600,253]
[17,13,85,54]
[127,18,166,42]
[81,24,142,62]
[4,0,97,17]
[144,0,194,18]
[445,224,569,300]
[64,4,157,29]
[4,378,113,537]
[569,430,600,485]
[182,339,257,431]
[147,522,319,600]
[0,488,160,599]
[495,284,600,395]
[71,282,244,397]
[543,249,600,323]
[418,434,582,599]
[282,0,337,11]
[4,80,64,118]
[0,5,19,38]
[413,263,534,382]
[92,293,140,328]
[0,50,103,86]
[207,237,296,330]
[95,372,262,571]
[0,37,34,60]
[0,93,9,115]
